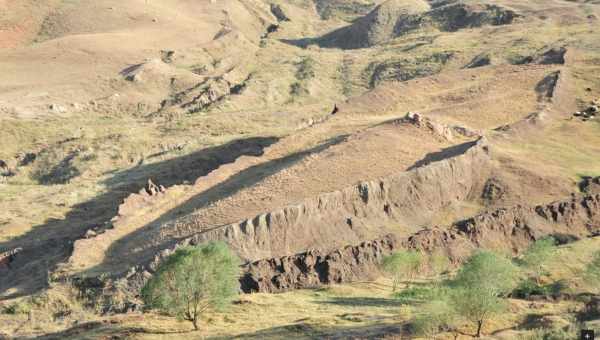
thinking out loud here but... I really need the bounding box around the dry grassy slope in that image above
[1,0,600,335]
[0,0,272,117]
[9,237,600,339]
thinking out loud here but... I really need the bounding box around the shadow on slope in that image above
[0,137,279,299]
[80,136,349,278]
[407,140,478,170]
[33,320,407,340]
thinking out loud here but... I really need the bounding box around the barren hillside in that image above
[1,0,600,338]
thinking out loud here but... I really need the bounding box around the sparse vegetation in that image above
[141,242,241,330]
[518,236,557,281]
[3,0,600,338]
[381,251,423,291]
[584,250,600,292]
[447,251,521,337]
[412,299,458,339]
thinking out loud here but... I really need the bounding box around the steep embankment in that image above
[150,135,489,261]
[240,192,600,293]
[406,193,600,257]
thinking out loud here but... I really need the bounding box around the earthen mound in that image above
[317,0,517,49]
[318,0,431,49]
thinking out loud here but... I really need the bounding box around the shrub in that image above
[2,300,32,315]
[428,251,451,276]
[142,242,241,330]
[512,278,568,299]
[518,237,557,282]
[448,251,521,337]
[381,251,423,291]
[295,57,316,80]
[395,285,440,305]
[412,298,458,339]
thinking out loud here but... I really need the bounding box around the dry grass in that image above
[5,237,599,339]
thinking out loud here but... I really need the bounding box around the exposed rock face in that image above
[240,234,398,293]
[540,47,567,64]
[0,159,14,178]
[535,47,568,65]
[584,296,600,319]
[117,179,166,217]
[367,52,453,88]
[314,0,388,21]
[580,176,600,194]
[481,177,507,203]
[426,3,517,32]
[405,194,600,261]
[232,193,600,293]
[173,137,492,263]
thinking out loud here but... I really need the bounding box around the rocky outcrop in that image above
[0,248,23,271]
[580,177,600,195]
[229,193,600,293]
[318,1,517,49]
[367,52,453,88]
[405,194,600,261]
[117,179,166,217]
[536,47,568,65]
[240,234,398,293]
[425,3,518,32]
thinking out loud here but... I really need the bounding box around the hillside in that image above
[1,0,600,338]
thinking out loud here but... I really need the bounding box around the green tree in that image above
[518,237,556,282]
[449,251,521,337]
[428,250,451,277]
[381,250,423,291]
[141,242,241,330]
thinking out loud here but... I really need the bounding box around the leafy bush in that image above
[512,278,568,299]
[142,242,241,330]
[381,251,423,291]
[412,298,458,338]
[395,285,441,305]
[448,251,521,337]
[428,251,451,276]
[295,57,317,80]
[2,300,33,315]
[517,237,557,281]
